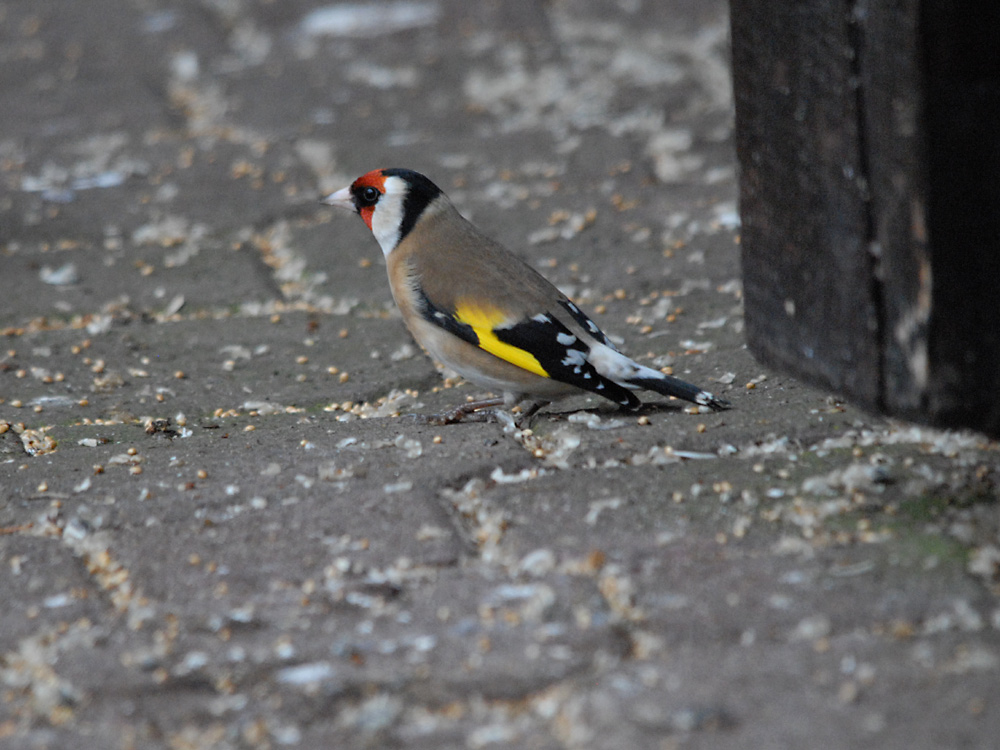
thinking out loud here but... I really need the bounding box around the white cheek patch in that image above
[370,176,408,255]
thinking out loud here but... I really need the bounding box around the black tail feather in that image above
[627,375,731,412]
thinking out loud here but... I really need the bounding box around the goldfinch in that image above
[322,168,730,420]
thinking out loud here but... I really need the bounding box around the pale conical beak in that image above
[320,186,355,211]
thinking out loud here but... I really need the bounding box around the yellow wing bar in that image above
[453,301,550,378]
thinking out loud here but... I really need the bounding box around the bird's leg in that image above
[425,396,506,425]
[513,400,549,429]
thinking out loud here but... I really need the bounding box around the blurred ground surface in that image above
[1,1,999,748]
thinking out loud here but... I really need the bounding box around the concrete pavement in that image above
[2,1,999,748]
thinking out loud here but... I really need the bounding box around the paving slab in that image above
[2,1,1000,749]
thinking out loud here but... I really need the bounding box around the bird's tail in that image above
[588,343,730,411]
[625,372,730,411]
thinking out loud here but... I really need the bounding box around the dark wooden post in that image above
[730,1,1000,437]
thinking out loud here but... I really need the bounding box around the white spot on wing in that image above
[556,332,577,346]
[532,313,551,324]
[561,349,587,368]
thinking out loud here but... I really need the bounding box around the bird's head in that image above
[322,168,443,255]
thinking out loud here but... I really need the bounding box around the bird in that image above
[322,168,730,422]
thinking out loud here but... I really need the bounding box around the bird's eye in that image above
[357,186,381,206]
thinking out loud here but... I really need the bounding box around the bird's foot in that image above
[510,400,550,430]
[422,397,506,425]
